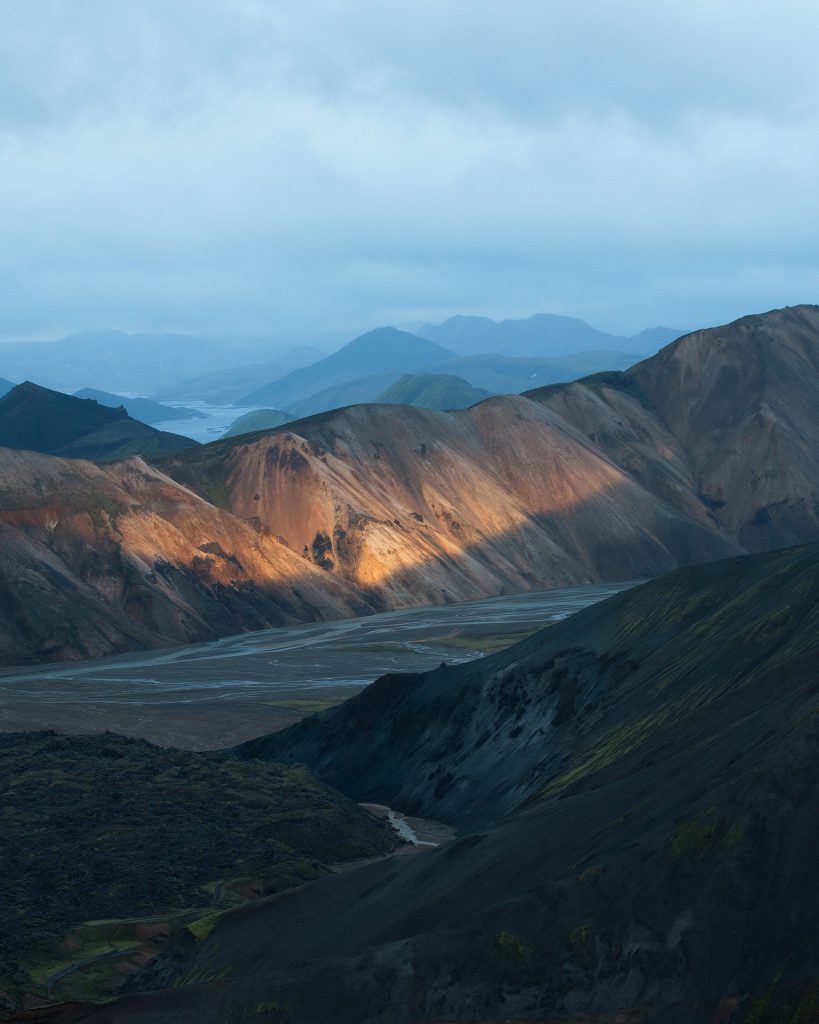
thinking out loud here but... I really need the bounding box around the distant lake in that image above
[154,401,261,443]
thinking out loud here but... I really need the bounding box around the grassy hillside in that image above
[222,408,293,438]
[375,372,491,409]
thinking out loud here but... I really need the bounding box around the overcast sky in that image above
[2,0,818,341]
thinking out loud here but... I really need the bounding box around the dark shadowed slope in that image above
[0,383,198,461]
[72,389,205,424]
[40,545,819,1024]
[238,544,819,826]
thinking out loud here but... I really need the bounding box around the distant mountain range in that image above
[417,312,683,356]
[0,304,817,665]
[239,327,456,409]
[162,315,675,408]
[0,332,330,395]
[238,327,643,416]
[153,346,326,404]
[0,383,198,461]
[0,315,680,404]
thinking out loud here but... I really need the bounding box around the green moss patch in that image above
[0,731,396,1007]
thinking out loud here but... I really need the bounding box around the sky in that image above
[1,0,818,341]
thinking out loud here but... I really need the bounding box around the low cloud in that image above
[1,0,818,340]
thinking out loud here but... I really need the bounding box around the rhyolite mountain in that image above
[238,327,457,408]
[0,448,374,665]
[35,544,819,1023]
[0,304,818,667]
[222,408,293,438]
[417,312,683,357]
[374,372,492,409]
[72,388,205,425]
[0,383,198,461]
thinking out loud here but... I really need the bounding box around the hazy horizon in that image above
[2,2,818,342]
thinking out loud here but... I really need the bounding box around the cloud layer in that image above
[2,0,818,339]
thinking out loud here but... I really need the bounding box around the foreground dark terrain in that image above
[0,734,397,1012]
[12,544,819,1023]
[2,305,819,667]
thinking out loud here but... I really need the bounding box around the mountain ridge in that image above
[0,304,817,666]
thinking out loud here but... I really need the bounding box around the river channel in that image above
[0,581,635,748]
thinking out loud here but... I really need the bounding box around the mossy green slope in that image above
[238,543,819,827]
[0,732,395,1009]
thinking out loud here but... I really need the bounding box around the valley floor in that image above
[0,581,633,748]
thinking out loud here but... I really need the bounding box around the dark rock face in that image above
[35,545,819,1024]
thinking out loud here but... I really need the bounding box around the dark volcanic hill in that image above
[0,383,198,461]
[1,305,818,667]
[37,545,819,1023]
[238,327,456,408]
[72,388,205,425]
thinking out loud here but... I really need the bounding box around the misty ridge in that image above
[0,314,682,428]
